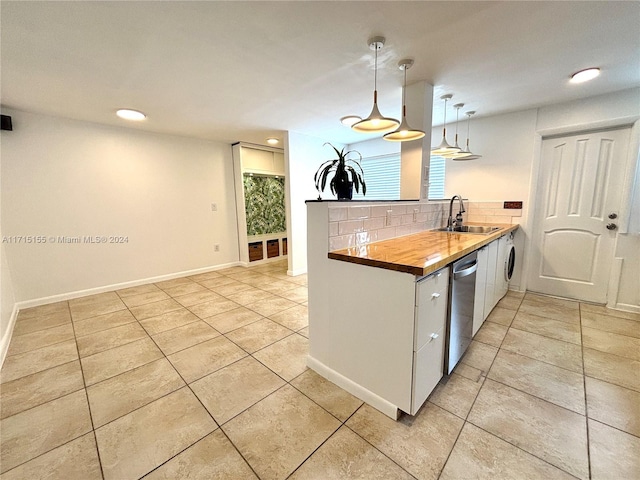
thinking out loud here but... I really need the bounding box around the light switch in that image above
[211,203,218,212]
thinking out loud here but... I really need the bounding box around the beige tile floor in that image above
[1,261,639,479]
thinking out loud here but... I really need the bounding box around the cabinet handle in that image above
[431,293,440,299]
[435,272,441,277]
[430,333,439,341]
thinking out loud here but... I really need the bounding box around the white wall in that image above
[443,109,538,202]
[348,137,399,158]
[441,88,640,307]
[1,109,239,302]
[285,132,340,275]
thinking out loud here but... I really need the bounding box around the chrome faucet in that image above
[447,195,466,229]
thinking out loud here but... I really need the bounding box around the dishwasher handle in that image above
[453,261,478,279]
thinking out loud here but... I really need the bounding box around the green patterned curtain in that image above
[243,175,286,235]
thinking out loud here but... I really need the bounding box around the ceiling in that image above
[1,1,639,148]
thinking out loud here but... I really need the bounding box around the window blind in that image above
[428,155,446,199]
[352,154,401,200]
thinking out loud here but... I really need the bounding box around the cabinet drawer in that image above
[417,267,449,291]
[415,268,449,351]
[411,326,445,414]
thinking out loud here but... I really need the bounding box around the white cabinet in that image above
[473,246,488,335]
[483,238,500,319]
[411,267,449,414]
[412,332,445,413]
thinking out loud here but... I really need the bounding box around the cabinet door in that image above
[484,239,499,318]
[411,326,445,414]
[415,268,449,350]
[473,246,488,335]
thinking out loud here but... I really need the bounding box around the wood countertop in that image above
[328,223,519,277]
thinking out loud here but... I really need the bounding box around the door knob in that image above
[431,293,441,299]
[608,213,618,219]
[606,223,618,231]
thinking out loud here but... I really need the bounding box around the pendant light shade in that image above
[383,59,425,142]
[442,103,470,159]
[352,37,399,134]
[453,111,482,161]
[431,94,461,155]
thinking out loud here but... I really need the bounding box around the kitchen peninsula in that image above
[306,200,518,419]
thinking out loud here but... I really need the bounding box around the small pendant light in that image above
[454,111,482,161]
[443,103,469,158]
[352,37,399,134]
[431,94,461,155]
[383,59,425,142]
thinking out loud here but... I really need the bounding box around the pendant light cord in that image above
[402,67,407,117]
[466,113,471,149]
[443,97,448,136]
[374,43,378,91]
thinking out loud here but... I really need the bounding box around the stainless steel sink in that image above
[436,225,501,234]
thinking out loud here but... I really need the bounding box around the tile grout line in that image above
[436,297,520,479]
[454,295,586,480]
[1,301,107,479]
[579,302,593,480]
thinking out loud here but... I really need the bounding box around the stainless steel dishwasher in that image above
[446,251,478,374]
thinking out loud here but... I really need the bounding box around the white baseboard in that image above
[307,355,399,420]
[613,303,640,314]
[0,304,19,369]
[14,261,242,310]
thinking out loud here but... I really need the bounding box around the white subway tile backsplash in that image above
[363,217,384,230]
[467,214,487,223]
[376,227,397,241]
[327,201,451,251]
[329,234,355,251]
[328,207,348,222]
[371,205,391,217]
[347,206,371,219]
[494,209,515,216]
[338,219,364,235]
[396,225,413,237]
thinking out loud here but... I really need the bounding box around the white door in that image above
[529,128,631,302]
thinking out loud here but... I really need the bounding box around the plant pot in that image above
[335,177,353,200]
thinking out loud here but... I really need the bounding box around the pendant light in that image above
[431,94,460,155]
[383,59,425,142]
[454,111,482,161]
[442,103,465,157]
[352,37,399,134]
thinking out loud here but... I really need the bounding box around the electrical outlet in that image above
[413,208,419,222]
[214,244,220,252]
[211,203,218,212]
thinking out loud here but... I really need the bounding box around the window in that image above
[428,155,446,200]
[350,153,446,200]
[352,153,401,200]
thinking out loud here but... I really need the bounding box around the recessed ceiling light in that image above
[266,137,279,145]
[570,68,600,84]
[116,109,146,121]
[340,115,361,127]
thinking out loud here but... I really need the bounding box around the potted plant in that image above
[314,143,366,200]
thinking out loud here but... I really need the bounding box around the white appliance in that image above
[495,232,516,302]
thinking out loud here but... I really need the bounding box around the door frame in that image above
[522,117,640,308]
